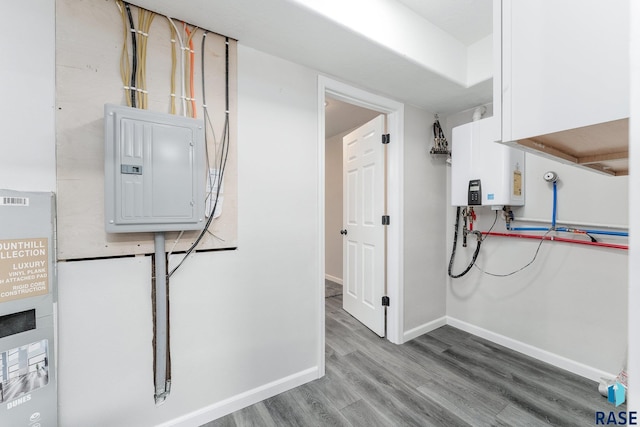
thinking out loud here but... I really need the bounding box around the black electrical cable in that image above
[124,2,137,108]
[448,207,482,278]
[169,117,229,277]
[201,32,208,107]
[225,37,229,112]
[169,35,231,277]
[200,32,214,198]
[481,210,499,241]
[474,230,550,277]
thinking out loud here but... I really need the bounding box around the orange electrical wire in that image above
[184,25,197,118]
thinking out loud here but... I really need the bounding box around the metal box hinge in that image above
[382,134,390,144]
[382,215,390,225]
[382,296,390,307]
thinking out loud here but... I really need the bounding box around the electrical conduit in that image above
[154,232,170,404]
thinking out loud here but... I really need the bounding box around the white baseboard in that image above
[159,367,319,427]
[446,317,616,382]
[324,274,343,285]
[402,316,447,343]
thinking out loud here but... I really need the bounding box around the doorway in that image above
[325,101,384,335]
[317,76,405,377]
[324,97,380,286]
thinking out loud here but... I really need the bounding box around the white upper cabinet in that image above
[495,0,630,175]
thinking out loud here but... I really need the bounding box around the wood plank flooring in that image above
[204,289,623,426]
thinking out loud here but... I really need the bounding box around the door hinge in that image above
[381,134,390,144]
[382,215,390,225]
[382,296,390,307]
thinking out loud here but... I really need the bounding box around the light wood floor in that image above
[204,289,621,426]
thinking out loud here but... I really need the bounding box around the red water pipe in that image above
[483,231,628,251]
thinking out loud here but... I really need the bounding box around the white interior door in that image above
[342,115,386,337]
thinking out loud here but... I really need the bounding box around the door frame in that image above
[317,76,404,376]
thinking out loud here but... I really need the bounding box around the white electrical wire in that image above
[167,230,184,259]
[166,17,187,117]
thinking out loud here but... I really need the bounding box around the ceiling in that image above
[396,0,492,45]
[132,0,494,115]
[325,98,381,139]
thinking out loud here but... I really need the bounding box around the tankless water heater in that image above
[451,117,525,207]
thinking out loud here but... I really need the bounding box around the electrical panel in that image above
[451,117,525,207]
[104,104,206,233]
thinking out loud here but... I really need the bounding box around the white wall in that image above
[57,46,321,426]
[467,34,493,87]
[0,0,56,191]
[402,105,448,338]
[444,107,629,379]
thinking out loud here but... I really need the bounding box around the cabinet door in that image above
[500,0,629,142]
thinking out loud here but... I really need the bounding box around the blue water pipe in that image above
[552,180,557,229]
[508,226,550,231]
[509,181,557,232]
[506,177,629,237]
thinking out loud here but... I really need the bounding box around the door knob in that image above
[340,229,348,235]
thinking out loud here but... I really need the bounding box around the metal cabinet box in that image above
[104,104,206,233]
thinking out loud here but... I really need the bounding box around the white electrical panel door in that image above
[104,104,206,233]
[451,117,525,207]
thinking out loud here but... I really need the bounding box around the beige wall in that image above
[324,131,347,282]
[324,104,380,284]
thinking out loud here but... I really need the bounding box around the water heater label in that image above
[0,238,49,303]
[513,171,522,196]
